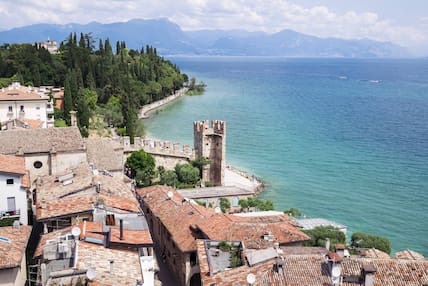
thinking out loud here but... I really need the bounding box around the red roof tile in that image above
[0,226,32,269]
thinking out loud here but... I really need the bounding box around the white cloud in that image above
[0,0,426,51]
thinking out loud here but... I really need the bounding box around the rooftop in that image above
[0,126,85,154]
[0,154,29,188]
[0,154,26,175]
[198,244,428,286]
[86,136,124,172]
[36,163,141,220]
[0,82,50,101]
[35,225,151,285]
[0,225,32,269]
[136,186,308,252]
[178,185,256,199]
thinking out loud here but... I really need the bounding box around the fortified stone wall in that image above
[121,136,194,169]
[120,119,226,186]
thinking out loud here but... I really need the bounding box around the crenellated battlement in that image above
[119,137,194,159]
[194,120,226,135]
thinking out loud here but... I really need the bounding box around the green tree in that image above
[284,208,302,218]
[160,170,178,187]
[351,232,391,254]
[238,198,274,211]
[191,156,211,178]
[126,149,156,187]
[303,226,346,250]
[219,197,231,213]
[175,163,200,186]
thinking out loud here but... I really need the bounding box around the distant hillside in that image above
[0,18,409,58]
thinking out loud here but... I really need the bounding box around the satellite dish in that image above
[86,268,96,280]
[167,191,173,199]
[71,226,81,237]
[246,273,256,284]
[332,266,341,278]
[214,207,221,214]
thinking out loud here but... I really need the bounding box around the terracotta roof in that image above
[341,258,428,286]
[110,229,153,246]
[36,194,95,220]
[86,136,124,172]
[33,226,73,258]
[0,226,32,269]
[36,163,135,203]
[198,213,310,249]
[19,118,44,129]
[34,227,144,285]
[136,185,217,252]
[0,154,26,174]
[394,249,425,260]
[0,154,29,188]
[0,84,50,101]
[0,127,85,154]
[137,186,308,252]
[78,242,143,286]
[359,248,391,259]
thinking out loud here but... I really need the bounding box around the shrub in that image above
[303,226,346,250]
[351,232,391,254]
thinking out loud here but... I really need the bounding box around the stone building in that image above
[136,185,309,286]
[0,127,87,189]
[193,120,226,186]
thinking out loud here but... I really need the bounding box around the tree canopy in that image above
[351,232,391,254]
[126,149,156,187]
[302,226,346,250]
[0,34,188,139]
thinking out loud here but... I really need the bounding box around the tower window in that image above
[6,179,14,185]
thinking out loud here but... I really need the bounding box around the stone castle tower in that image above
[193,120,226,186]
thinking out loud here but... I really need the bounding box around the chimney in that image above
[325,238,330,251]
[334,244,345,258]
[362,263,377,286]
[119,219,124,240]
[109,260,114,273]
[69,110,77,127]
[326,252,342,286]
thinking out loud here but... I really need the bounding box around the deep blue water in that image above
[144,57,428,255]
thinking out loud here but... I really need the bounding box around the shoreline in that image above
[139,88,187,119]
[139,91,265,194]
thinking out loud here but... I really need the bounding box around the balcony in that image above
[0,209,20,219]
[46,102,54,114]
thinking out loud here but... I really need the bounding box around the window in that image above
[6,179,14,185]
[8,106,12,112]
[106,214,116,226]
[20,105,24,112]
[36,106,40,110]
[33,161,43,169]
[232,197,239,207]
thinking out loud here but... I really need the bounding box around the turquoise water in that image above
[144,57,428,255]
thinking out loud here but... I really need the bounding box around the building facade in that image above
[0,155,29,225]
[0,82,54,129]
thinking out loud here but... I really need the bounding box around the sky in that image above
[1,0,427,54]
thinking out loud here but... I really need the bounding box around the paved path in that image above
[139,88,187,119]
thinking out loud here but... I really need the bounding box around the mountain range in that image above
[0,18,409,58]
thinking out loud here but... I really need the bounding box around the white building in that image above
[0,154,29,225]
[0,82,54,129]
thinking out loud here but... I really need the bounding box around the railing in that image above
[0,209,20,219]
